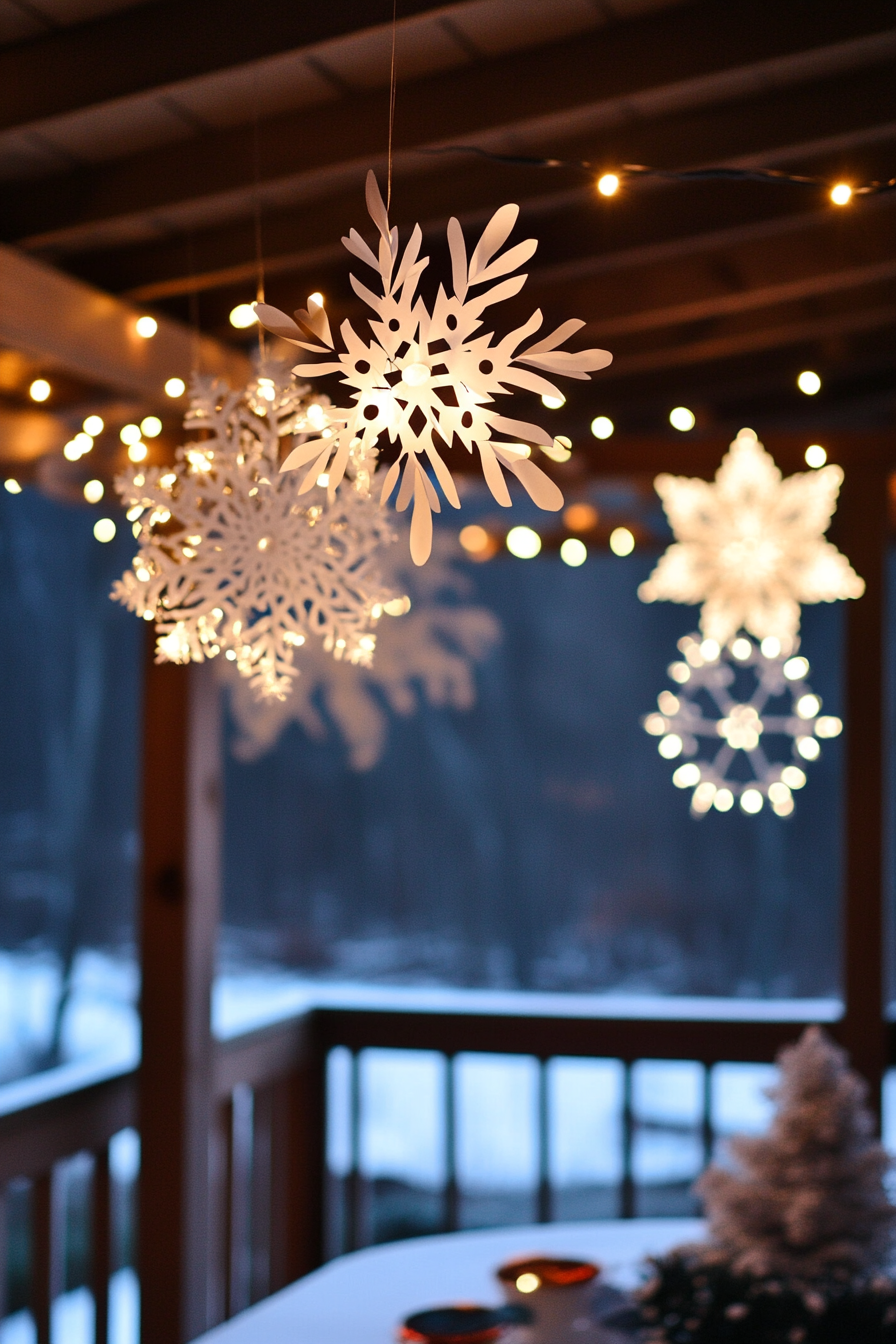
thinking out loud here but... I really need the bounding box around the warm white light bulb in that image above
[669,406,696,432]
[597,173,620,197]
[229,303,258,329]
[128,442,148,463]
[120,423,141,445]
[541,392,565,409]
[4,478,22,494]
[590,416,614,440]
[165,377,186,398]
[83,479,104,503]
[560,538,587,567]
[506,526,542,559]
[141,416,162,438]
[93,518,116,543]
[609,526,634,556]
[797,370,821,396]
[308,292,324,308]
[830,183,852,206]
[83,415,104,436]
[135,315,158,338]
[29,378,51,402]
[804,444,826,468]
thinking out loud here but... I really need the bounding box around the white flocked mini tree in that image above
[697,1027,895,1284]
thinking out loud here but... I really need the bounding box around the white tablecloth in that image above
[194,1218,703,1343]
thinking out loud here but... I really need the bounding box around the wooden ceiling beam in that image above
[5,0,893,254]
[0,0,449,136]
[0,244,248,403]
[70,60,896,304]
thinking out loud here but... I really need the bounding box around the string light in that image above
[797,370,821,396]
[120,424,141,445]
[590,415,614,439]
[83,480,104,503]
[29,379,50,402]
[609,526,635,556]
[506,526,542,559]
[669,406,696,431]
[805,444,827,468]
[83,415,104,436]
[230,303,258,329]
[165,378,186,398]
[4,478,22,494]
[128,442,149,463]
[541,392,566,409]
[141,416,162,438]
[424,146,896,203]
[93,518,116,543]
[564,502,598,532]
[560,537,587,566]
[135,316,158,338]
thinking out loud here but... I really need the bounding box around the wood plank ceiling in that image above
[0,0,894,483]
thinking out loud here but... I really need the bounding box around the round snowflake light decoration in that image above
[255,171,612,565]
[112,366,396,700]
[639,427,864,647]
[643,633,843,817]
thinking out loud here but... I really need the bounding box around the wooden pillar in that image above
[138,639,222,1344]
[836,459,889,1111]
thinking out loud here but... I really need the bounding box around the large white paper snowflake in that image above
[223,525,501,769]
[643,632,842,817]
[639,428,864,647]
[112,366,396,700]
[255,171,612,565]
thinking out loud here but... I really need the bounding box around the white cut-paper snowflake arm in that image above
[256,171,611,565]
[639,428,864,645]
[112,366,397,699]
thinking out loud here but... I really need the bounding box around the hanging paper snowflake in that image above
[643,632,842,817]
[112,365,397,700]
[222,524,501,769]
[639,427,864,648]
[255,171,612,565]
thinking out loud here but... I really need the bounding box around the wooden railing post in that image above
[835,457,890,1112]
[138,643,222,1343]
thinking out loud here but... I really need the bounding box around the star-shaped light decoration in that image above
[643,633,842,817]
[255,171,612,565]
[638,427,864,649]
[223,523,501,769]
[112,366,396,700]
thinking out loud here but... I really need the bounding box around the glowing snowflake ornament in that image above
[112,367,396,700]
[644,634,842,817]
[255,171,612,565]
[223,524,501,768]
[639,427,864,647]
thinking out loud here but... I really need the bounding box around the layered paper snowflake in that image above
[223,525,501,769]
[112,366,396,700]
[256,171,612,565]
[639,428,864,647]
[643,633,842,817]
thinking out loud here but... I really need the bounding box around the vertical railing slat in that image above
[444,1054,458,1233]
[537,1060,551,1224]
[92,1146,112,1344]
[344,1053,362,1253]
[620,1063,635,1219]
[31,1171,53,1344]
[248,1085,273,1305]
[0,1182,8,1326]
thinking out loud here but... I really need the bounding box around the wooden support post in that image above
[138,641,222,1344]
[267,1043,327,1291]
[835,460,890,1112]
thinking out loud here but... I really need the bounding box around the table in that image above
[195,1218,704,1343]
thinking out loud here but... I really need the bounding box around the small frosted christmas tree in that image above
[638,1028,896,1343]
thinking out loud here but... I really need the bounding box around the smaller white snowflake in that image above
[223,524,501,768]
[256,171,611,565]
[639,427,864,647]
[643,632,842,817]
[112,365,396,700]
